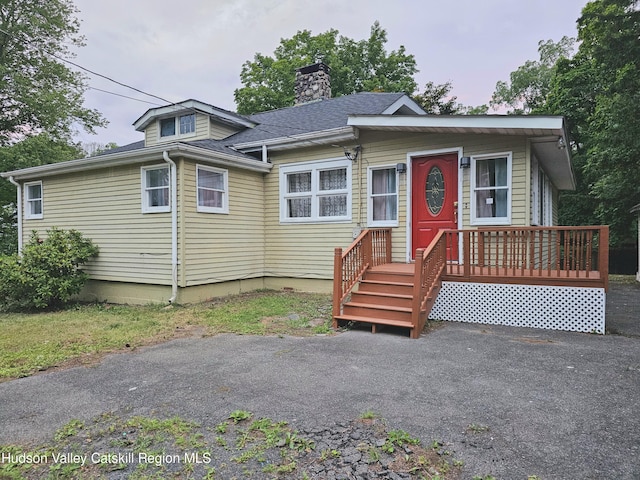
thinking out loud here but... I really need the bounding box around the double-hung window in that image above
[471,153,512,225]
[159,113,196,139]
[142,165,170,213]
[25,181,43,219]
[368,166,398,226]
[196,165,228,214]
[280,159,351,223]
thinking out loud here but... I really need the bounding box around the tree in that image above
[81,141,119,157]
[412,81,488,115]
[0,133,83,207]
[413,81,462,114]
[0,0,106,144]
[491,36,575,114]
[234,22,418,114]
[546,0,640,246]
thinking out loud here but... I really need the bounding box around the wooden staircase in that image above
[334,264,435,338]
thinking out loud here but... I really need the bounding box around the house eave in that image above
[232,126,359,152]
[347,114,567,135]
[0,143,271,181]
[133,99,256,131]
[348,114,575,190]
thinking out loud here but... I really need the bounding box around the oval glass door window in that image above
[426,166,445,215]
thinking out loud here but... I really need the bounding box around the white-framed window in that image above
[367,166,398,227]
[24,181,43,219]
[141,165,170,213]
[196,164,228,214]
[279,158,351,223]
[159,113,196,139]
[470,152,512,225]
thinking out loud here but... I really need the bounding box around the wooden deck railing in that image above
[444,226,609,290]
[411,230,447,335]
[332,229,392,317]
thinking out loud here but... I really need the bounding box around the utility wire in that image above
[87,87,164,106]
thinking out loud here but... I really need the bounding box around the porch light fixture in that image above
[344,145,361,162]
[557,137,566,150]
[460,156,471,169]
[396,163,407,174]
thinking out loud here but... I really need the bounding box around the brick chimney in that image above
[294,62,331,105]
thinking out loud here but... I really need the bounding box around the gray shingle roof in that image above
[226,92,407,145]
[101,92,409,157]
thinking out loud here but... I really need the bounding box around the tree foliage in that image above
[0,0,106,144]
[546,0,640,246]
[0,227,99,311]
[491,36,575,114]
[413,81,462,114]
[234,22,418,114]
[0,133,83,207]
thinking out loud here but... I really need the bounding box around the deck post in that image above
[385,229,392,263]
[463,231,471,279]
[599,226,609,292]
[411,248,425,339]
[332,247,343,323]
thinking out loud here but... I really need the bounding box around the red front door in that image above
[411,154,458,259]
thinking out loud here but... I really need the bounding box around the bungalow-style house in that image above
[1,63,608,336]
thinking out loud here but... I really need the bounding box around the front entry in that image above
[411,154,458,259]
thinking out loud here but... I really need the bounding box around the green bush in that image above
[0,203,18,256]
[0,227,99,311]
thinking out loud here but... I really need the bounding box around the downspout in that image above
[262,144,268,163]
[162,151,178,303]
[8,176,23,253]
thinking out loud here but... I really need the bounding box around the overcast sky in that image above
[71,0,588,148]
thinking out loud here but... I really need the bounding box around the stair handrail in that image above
[333,229,392,318]
[411,230,447,336]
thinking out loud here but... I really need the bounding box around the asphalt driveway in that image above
[1,312,639,479]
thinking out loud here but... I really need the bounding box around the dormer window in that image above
[159,113,196,139]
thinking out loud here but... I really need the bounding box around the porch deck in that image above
[333,226,609,338]
[371,262,604,288]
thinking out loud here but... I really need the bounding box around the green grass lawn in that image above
[0,291,333,381]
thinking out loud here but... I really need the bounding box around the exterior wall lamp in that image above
[344,145,361,162]
[460,156,471,169]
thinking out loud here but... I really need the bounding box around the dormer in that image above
[133,99,256,148]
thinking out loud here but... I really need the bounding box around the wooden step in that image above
[350,290,413,308]
[363,270,414,283]
[334,314,414,329]
[342,301,412,322]
[358,279,414,296]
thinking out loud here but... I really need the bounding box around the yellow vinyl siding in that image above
[181,160,266,287]
[145,121,159,147]
[263,131,532,277]
[209,121,240,140]
[22,163,173,285]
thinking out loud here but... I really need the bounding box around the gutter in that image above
[232,126,358,152]
[0,143,271,181]
[8,176,22,253]
[163,151,178,304]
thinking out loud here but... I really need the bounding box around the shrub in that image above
[0,227,99,310]
[0,203,18,256]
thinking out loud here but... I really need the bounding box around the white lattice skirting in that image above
[429,282,606,334]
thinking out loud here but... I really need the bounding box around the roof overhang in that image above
[347,114,575,190]
[232,126,358,153]
[133,99,256,131]
[1,143,271,181]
